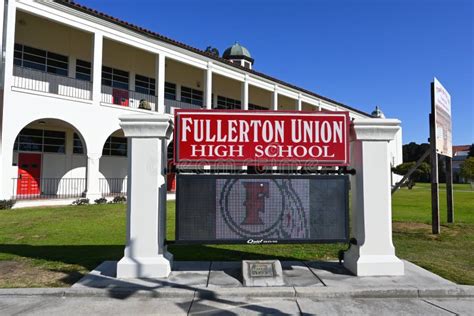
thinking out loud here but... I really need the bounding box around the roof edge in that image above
[52,0,371,117]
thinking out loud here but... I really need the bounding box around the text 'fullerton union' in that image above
[180,119,344,144]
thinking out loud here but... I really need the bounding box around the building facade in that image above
[0,0,402,202]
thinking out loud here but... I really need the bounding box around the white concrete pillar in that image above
[204,61,212,109]
[344,118,404,276]
[129,71,135,92]
[241,74,249,110]
[68,56,76,79]
[297,94,302,111]
[0,0,17,199]
[176,84,181,101]
[85,153,101,200]
[92,32,103,104]
[156,54,165,113]
[272,86,278,111]
[212,93,218,109]
[117,114,174,278]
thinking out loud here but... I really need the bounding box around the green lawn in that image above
[0,182,472,287]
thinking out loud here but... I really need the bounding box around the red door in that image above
[17,153,42,196]
[112,88,129,107]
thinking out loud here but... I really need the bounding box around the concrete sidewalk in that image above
[0,260,472,315]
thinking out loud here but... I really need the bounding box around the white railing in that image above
[13,66,92,100]
[101,85,157,111]
[164,99,203,114]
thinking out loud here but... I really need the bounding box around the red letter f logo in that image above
[242,182,270,225]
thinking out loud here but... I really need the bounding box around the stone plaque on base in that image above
[242,260,284,287]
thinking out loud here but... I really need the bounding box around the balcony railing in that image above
[101,86,157,111]
[99,178,127,197]
[12,177,86,200]
[13,66,92,100]
[164,99,203,113]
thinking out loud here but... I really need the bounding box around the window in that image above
[249,103,267,110]
[165,82,176,100]
[181,86,203,106]
[73,133,85,154]
[14,128,65,153]
[102,136,127,157]
[135,74,155,95]
[14,43,68,76]
[102,66,129,90]
[216,96,241,110]
[76,59,92,81]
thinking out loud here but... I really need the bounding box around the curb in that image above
[0,285,473,299]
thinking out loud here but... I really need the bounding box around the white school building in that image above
[0,0,402,203]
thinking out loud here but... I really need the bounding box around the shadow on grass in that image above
[0,244,325,271]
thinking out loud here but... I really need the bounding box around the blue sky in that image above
[80,0,473,145]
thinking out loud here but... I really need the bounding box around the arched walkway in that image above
[11,118,88,199]
[98,129,128,197]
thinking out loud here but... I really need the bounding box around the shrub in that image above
[0,199,15,210]
[94,198,108,205]
[72,198,89,206]
[109,195,126,204]
[460,157,474,182]
[393,161,430,183]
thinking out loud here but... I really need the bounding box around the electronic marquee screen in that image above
[175,174,349,244]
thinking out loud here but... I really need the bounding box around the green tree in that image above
[468,144,474,158]
[460,157,474,182]
[402,142,430,163]
[393,161,431,184]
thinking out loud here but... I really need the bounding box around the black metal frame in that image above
[172,174,350,245]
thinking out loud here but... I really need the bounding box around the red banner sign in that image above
[174,110,350,166]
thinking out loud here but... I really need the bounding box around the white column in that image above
[212,93,217,109]
[204,61,213,109]
[272,86,278,111]
[344,118,404,276]
[241,74,249,110]
[297,94,302,111]
[176,84,181,101]
[68,57,76,79]
[85,153,101,200]
[117,114,174,278]
[156,54,165,113]
[92,32,103,104]
[0,0,17,199]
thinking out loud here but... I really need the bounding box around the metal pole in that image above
[446,156,454,223]
[430,84,440,234]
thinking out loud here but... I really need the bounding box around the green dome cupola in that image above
[222,42,254,69]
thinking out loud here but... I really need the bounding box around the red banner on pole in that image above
[174,110,350,166]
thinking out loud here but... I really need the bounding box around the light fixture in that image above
[38,120,46,125]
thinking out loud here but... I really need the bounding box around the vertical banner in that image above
[433,78,452,157]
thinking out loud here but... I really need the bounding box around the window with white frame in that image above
[102,66,129,90]
[181,86,203,106]
[216,96,241,109]
[76,59,92,81]
[165,82,176,100]
[135,74,155,95]
[14,43,68,76]
[14,128,66,154]
[102,136,127,157]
